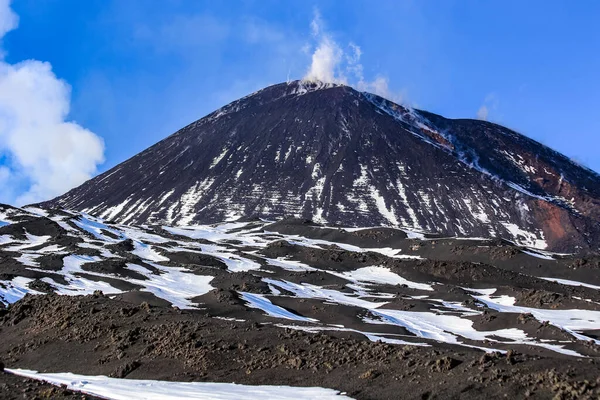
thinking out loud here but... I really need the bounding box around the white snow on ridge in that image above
[175,179,216,226]
[367,307,585,356]
[501,222,547,249]
[15,253,40,267]
[35,244,66,254]
[78,242,121,259]
[0,211,11,226]
[0,235,15,244]
[5,233,51,252]
[1,209,598,357]
[330,266,433,291]
[22,207,49,217]
[461,287,497,296]
[368,308,526,346]
[6,369,353,400]
[266,257,316,272]
[44,254,124,297]
[218,254,262,273]
[264,279,388,309]
[521,250,554,260]
[165,220,424,262]
[276,324,429,347]
[209,148,229,169]
[126,263,214,309]
[251,278,589,356]
[474,292,600,345]
[73,215,124,242]
[266,232,422,259]
[0,207,36,225]
[164,223,265,247]
[0,277,43,306]
[370,187,399,226]
[332,225,427,240]
[539,277,600,290]
[100,197,133,221]
[158,240,262,273]
[42,275,123,298]
[131,241,170,262]
[365,247,421,259]
[118,225,172,244]
[6,253,215,310]
[240,292,318,322]
[463,198,490,224]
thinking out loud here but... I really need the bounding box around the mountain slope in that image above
[4,205,600,398]
[37,80,600,252]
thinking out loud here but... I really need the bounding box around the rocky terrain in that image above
[37,81,600,253]
[2,204,600,398]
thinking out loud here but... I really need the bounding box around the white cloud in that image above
[0,0,105,205]
[0,0,17,41]
[302,10,405,104]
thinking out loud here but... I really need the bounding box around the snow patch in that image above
[330,266,433,291]
[501,222,547,249]
[6,369,352,400]
[240,292,318,322]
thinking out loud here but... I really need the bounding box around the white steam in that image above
[0,0,105,205]
[476,93,498,121]
[302,10,403,103]
[304,36,343,83]
[303,11,343,84]
[476,105,489,121]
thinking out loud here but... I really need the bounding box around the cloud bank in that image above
[0,0,104,205]
[302,11,403,103]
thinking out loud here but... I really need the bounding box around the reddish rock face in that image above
[36,81,600,253]
[530,199,571,249]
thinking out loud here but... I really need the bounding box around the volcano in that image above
[37,80,600,253]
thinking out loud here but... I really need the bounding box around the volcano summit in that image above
[3,81,600,399]
[38,80,600,253]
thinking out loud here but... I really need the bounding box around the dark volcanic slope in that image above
[38,80,600,252]
[3,209,600,398]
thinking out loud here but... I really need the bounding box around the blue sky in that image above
[0,0,599,204]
